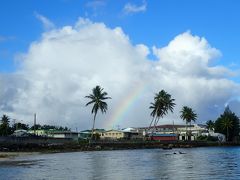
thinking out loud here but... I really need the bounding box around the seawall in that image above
[0,137,239,152]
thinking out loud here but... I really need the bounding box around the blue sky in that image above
[1,0,240,72]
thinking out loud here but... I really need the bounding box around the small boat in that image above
[162,146,172,150]
[179,151,186,154]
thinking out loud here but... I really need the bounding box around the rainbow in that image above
[225,96,240,107]
[104,83,147,129]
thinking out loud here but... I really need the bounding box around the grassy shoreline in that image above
[0,152,41,161]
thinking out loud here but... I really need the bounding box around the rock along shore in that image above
[0,139,239,154]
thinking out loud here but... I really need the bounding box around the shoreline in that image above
[0,152,41,161]
[0,141,239,155]
[0,142,239,161]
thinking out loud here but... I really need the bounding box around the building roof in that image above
[14,129,27,133]
[138,124,194,129]
[80,129,105,133]
[195,124,207,128]
[50,131,78,134]
[151,133,177,137]
[122,127,136,132]
[104,129,124,133]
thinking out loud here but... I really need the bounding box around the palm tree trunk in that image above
[227,127,229,142]
[149,117,155,130]
[90,112,97,142]
[148,117,155,139]
[155,117,160,126]
[190,121,191,141]
[154,117,159,132]
[186,122,187,141]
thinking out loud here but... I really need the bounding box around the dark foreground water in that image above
[0,147,239,180]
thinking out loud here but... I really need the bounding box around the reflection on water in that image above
[0,159,42,167]
[0,147,239,180]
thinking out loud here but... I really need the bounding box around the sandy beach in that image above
[0,152,40,161]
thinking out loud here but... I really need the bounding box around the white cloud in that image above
[0,19,240,130]
[86,0,106,9]
[0,36,6,42]
[123,1,147,14]
[35,13,55,31]
[0,35,15,42]
[85,0,106,17]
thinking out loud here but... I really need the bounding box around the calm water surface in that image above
[0,147,239,180]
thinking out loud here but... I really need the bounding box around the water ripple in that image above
[0,147,239,180]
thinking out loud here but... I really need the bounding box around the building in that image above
[177,124,207,141]
[150,133,178,141]
[28,129,49,137]
[201,130,226,142]
[79,130,91,139]
[49,131,79,141]
[100,130,126,140]
[79,129,105,140]
[122,127,143,139]
[12,129,29,137]
[138,124,208,141]
[140,124,186,135]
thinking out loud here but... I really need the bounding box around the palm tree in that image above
[85,85,111,140]
[206,120,215,131]
[149,90,175,133]
[0,114,10,136]
[180,106,197,140]
[221,117,233,142]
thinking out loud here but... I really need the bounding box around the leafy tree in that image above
[149,90,175,132]
[30,124,42,130]
[85,85,111,140]
[58,126,70,131]
[221,117,233,141]
[180,106,197,137]
[12,122,29,131]
[41,125,58,130]
[0,114,12,136]
[206,120,215,131]
[215,106,239,141]
[30,124,70,131]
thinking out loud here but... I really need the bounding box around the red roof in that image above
[138,124,193,129]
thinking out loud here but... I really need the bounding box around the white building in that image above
[12,129,29,137]
[49,131,79,141]
[178,124,208,141]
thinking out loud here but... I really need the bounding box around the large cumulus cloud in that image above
[0,18,239,129]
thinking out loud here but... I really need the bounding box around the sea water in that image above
[0,147,239,180]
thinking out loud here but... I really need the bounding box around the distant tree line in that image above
[1,85,239,144]
[206,106,240,142]
[29,124,70,131]
[0,114,70,136]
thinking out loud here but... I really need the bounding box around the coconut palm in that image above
[0,114,11,136]
[180,106,197,140]
[149,90,175,132]
[221,117,233,142]
[85,85,111,140]
[206,120,215,131]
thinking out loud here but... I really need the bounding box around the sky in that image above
[1,0,240,130]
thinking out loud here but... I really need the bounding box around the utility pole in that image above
[116,125,120,130]
[34,113,36,135]
[13,119,16,130]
